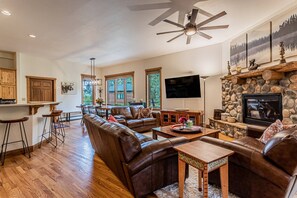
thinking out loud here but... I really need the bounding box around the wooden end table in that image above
[152,125,220,142]
[174,140,234,198]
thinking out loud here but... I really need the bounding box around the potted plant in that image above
[96,98,104,107]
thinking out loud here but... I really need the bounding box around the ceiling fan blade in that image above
[167,33,184,43]
[194,7,213,17]
[163,19,185,28]
[199,25,229,30]
[197,31,212,39]
[149,8,177,26]
[190,9,198,24]
[129,3,172,11]
[196,11,227,28]
[157,30,184,35]
[178,11,186,25]
[186,36,191,45]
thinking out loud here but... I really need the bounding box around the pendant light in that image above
[88,58,102,86]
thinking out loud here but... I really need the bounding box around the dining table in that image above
[77,104,113,118]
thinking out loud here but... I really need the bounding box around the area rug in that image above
[154,167,239,198]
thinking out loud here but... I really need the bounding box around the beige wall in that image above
[221,2,297,73]
[17,53,91,111]
[99,43,223,123]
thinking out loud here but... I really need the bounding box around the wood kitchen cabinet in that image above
[0,51,17,100]
[0,85,16,99]
[0,69,16,99]
[1,69,16,85]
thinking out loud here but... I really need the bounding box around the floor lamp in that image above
[200,76,209,127]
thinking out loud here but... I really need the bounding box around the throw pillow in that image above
[283,124,297,130]
[137,107,153,118]
[259,119,283,144]
[108,115,118,123]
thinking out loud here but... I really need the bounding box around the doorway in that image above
[26,76,56,102]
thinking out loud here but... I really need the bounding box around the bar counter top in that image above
[0,101,61,152]
[0,101,60,107]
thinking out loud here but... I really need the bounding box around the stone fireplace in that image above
[242,93,282,126]
[222,70,297,126]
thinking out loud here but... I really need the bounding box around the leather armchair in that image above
[200,126,297,198]
[84,114,188,198]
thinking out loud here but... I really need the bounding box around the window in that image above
[105,72,134,105]
[146,68,161,109]
[81,74,95,105]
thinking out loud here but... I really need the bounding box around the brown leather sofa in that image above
[83,114,188,198]
[200,126,297,198]
[110,105,160,132]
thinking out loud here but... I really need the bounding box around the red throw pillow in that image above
[259,119,283,144]
[108,115,118,123]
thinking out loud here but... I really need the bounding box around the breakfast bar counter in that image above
[0,102,61,152]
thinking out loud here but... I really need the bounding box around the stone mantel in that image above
[221,61,297,132]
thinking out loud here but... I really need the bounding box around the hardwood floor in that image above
[0,120,133,198]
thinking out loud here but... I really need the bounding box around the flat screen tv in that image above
[165,75,201,98]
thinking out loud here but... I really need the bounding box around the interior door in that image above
[30,79,54,101]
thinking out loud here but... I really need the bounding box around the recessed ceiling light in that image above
[1,10,11,16]
[29,34,36,38]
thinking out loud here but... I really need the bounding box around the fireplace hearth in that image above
[242,94,282,126]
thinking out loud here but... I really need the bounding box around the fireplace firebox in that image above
[242,94,282,126]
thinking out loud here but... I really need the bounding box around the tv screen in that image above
[165,75,201,98]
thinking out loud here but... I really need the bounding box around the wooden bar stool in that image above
[39,110,65,148]
[0,117,31,165]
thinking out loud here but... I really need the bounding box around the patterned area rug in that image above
[154,167,239,198]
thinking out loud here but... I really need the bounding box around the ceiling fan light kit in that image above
[185,23,197,36]
[156,9,229,44]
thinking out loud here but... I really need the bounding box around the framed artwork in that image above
[230,34,247,68]
[272,7,297,61]
[247,22,272,65]
[61,82,77,95]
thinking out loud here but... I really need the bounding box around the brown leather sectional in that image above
[83,114,188,198]
[110,105,160,132]
[201,126,297,198]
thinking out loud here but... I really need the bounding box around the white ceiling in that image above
[0,0,295,67]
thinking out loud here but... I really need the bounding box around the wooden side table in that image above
[174,141,234,198]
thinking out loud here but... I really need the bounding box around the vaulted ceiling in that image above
[0,0,295,67]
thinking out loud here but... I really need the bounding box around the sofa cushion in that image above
[233,136,265,153]
[127,119,144,128]
[259,119,283,144]
[134,132,153,144]
[87,114,107,126]
[263,130,297,175]
[111,107,133,119]
[141,118,156,126]
[130,105,144,119]
[101,122,142,162]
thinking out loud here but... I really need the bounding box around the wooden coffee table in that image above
[152,125,220,141]
[174,141,234,198]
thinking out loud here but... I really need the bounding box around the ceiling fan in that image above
[156,9,229,44]
[129,0,213,26]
